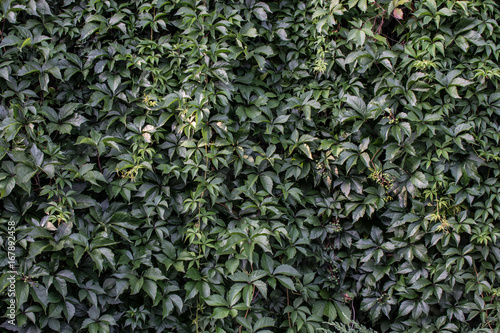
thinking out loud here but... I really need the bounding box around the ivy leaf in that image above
[144,268,166,281]
[410,171,428,189]
[241,23,258,37]
[254,7,267,21]
[346,95,366,113]
[347,29,366,47]
[273,264,301,277]
[143,279,157,300]
[19,37,31,50]
[109,12,126,25]
[107,75,121,94]
[335,303,352,324]
[275,276,296,291]
[205,295,228,307]
[36,0,52,15]
[66,114,88,127]
[80,23,99,40]
[31,284,49,310]
[30,144,44,167]
[254,45,274,56]
[212,307,230,319]
[276,29,288,40]
[358,0,367,12]
[0,36,21,48]
[260,175,273,194]
[16,164,36,184]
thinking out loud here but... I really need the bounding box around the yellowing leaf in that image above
[393,8,404,20]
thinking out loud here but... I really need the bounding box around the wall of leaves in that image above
[1,0,499,332]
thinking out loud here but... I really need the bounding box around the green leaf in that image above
[253,54,266,69]
[109,12,126,25]
[205,295,228,307]
[276,28,288,40]
[253,45,274,56]
[142,279,157,300]
[36,0,52,15]
[253,317,275,330]
[298,144,313,159]
[31,284,49,309]
[241,23,258,37]
[451,77,472,87]
[274,264,301,277]
[0,178,16,198]
[28,241,51,258]
[212,307,230,319]
[56,270,77,284]
[243,284,253,307]
[19,37,31,50]
[346,95,366,112]
[80,23,99,40]
[186,267,202,281]
[325,302,337,321]
[335,303,352,324]
[275,276,296,291]
[130,277,144,295]
[30,144,44,167]
[225,257,239,274]
[399,300,415,316]
[358,0,367,12]
[59,103,80,119]
[348,0,358,9]
[107,74,121,94]
[144,268,166,281]
[89,249,104,272]
[410,171,428,189]
[0,36,21,48]
[260,175,273,194]
[254,7,267,20]
[15,164,36,184]
[446,86,461,99]
[347,29,366,47]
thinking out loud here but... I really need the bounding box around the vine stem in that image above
[473,264,493,330]
[1,17,5,53]
[96,147,102,173]
[195,300,200,333]
[150,8,155,40]
[351,299,356,328]
[194,142,210,333]
[9,268,36,287]
[1,18,5,41]
[216,202,240,220]
[239,264,255,333]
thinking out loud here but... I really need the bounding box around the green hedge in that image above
[1,0,500,332]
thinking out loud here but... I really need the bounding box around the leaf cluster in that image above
[0,0,500,333]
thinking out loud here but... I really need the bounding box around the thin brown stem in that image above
[150,8,155,40]
[239,264,255,333]
[1,18,5,41]
[1,17,5,53]
[473,264,493,330]
[243,284,256,320]
[351,300,356,328]
[216,202,240,220]
[9,268,36,287]
[96,148,102,173]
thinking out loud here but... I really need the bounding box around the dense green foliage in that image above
[1,0,500,332]
[318,321,378,333]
